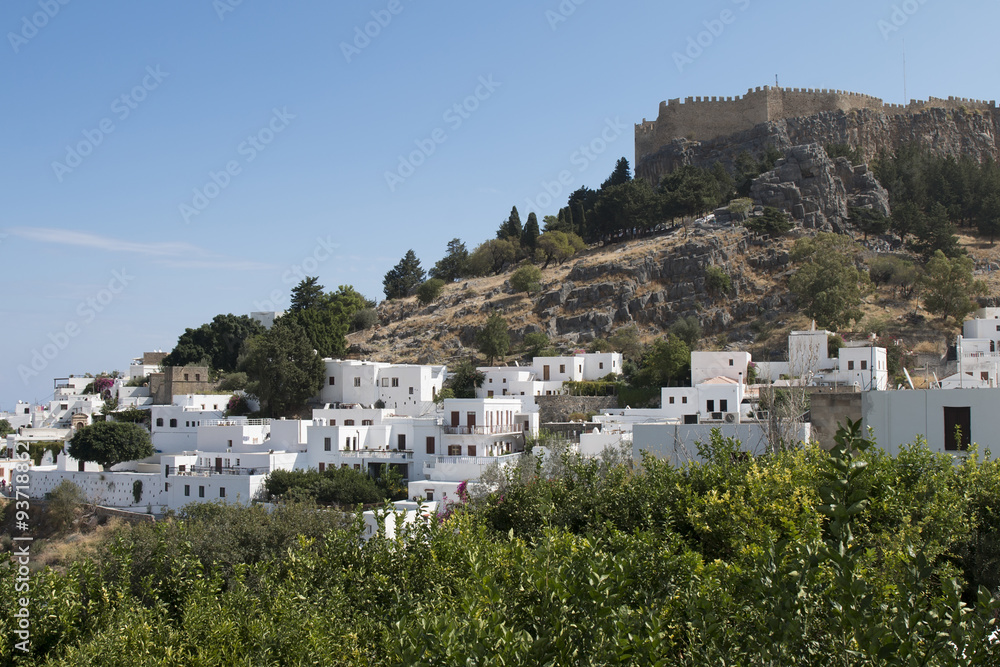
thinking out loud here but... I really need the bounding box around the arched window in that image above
[156,418,164,427]
[169,419,177,428]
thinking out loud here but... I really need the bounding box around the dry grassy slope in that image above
[347,228,1000,371]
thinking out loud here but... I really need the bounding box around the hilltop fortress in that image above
[635,85,1000,184]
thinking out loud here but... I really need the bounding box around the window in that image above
[329,377,336,385]
[448,445,461,456]
[398,434,406,450]
[944,406,971,451]
[184,373,189,381]
[392,377,399,387]
[324,437,331,451]
[195,373,201,381]
[599,362,604,369]
[729,359,734,366]
[847,360,855,370]
[669,396,675,404]
[228,440,233,447]
[362,419,373,426]
[707,400,715,412]
[169,419,177,428]
[408,387,414,395]
[559,364,566,374]
[199,486,205,498]
[219,487,226,498]
[344,419,355,426]
[682,396,687,404]
[983,372,990,382]
[184,485,190,497]
[235,459,239,466]
[330,419,336,426]
[354,377,361,387]
[489,378,493,383]
[425,491,434,501]
[354,464,361,471]
[720,399,728,412]
[467,445,476,456]
[156,418,164,427]
[319,462,325,473]
[381,378,389,387]
[861,360,868,370]
[426,437,435,454]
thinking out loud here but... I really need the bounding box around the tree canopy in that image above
[238,320,325,417]
[162,314,265,372]
[921,250,987,323]
[383,250,426,299]
[476,312,510,366]
[789,233,870,329]
[428,238,469,282]
[68,421,154,469]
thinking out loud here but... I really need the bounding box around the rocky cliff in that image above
[352,227,799,365]
[636,106,1000,185]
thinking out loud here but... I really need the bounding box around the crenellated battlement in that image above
[635,86,998,162]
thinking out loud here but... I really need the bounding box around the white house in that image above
[320,359,445,417]
[946,309,1000,388]
[756,326,887,391]
[862,387,1000,456]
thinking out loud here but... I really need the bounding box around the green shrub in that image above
[510,264,543,293]
[416,278,445,305]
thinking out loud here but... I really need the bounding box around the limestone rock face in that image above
[750,144,890,232]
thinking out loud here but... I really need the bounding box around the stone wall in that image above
[535,395,620,424]
[635,85,997,165]
[807,387,862,450]
[149,366,217,404]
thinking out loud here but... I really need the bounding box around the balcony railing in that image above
[442,424,523,436]
[337,449,413,460]
[203,419,271,427]
[172,466,262,477]
[430,453,522,466]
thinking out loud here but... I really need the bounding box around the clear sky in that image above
[1,0,997,410]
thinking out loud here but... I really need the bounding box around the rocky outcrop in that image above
[636,106,1000,185]
[750,144,891,232]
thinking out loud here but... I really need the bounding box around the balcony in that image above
[442,424,523,436]
[172,466,262,477]
[430,453,522,466]
[203,418,271,427]
[338,449,413,460]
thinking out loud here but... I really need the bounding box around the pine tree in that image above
[601,157,632,189]
[521,213,540,252]
[383,250,426,299]
[289,277,325,312]
[498,206,523,240]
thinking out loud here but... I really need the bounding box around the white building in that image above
[756,326,887,391]
[946,309,1000,388]
[150,394,233,454]
[320,359,446,417]
[863,387,1000,456]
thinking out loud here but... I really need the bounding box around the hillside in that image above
[349,224,1000,378]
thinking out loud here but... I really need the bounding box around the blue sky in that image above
[1,0,997,409]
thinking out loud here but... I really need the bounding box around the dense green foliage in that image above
[509,264,542,293]
[789,233,870,329]
[6,424,1000,664]
[415,278,445,305]
[161,314,265,372]
[67,421,153,469]
[238,320,325,417]
[746,206,794,236]
[263,467,391,505]
[428,238,469,282]
[383,249,425,299]
[446,359,485,399]
[476,312,510,365]
[283,282,371,359]
[921,250,987,323]
[0,419,13,438]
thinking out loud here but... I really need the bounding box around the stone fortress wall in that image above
[635,85,998,162]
